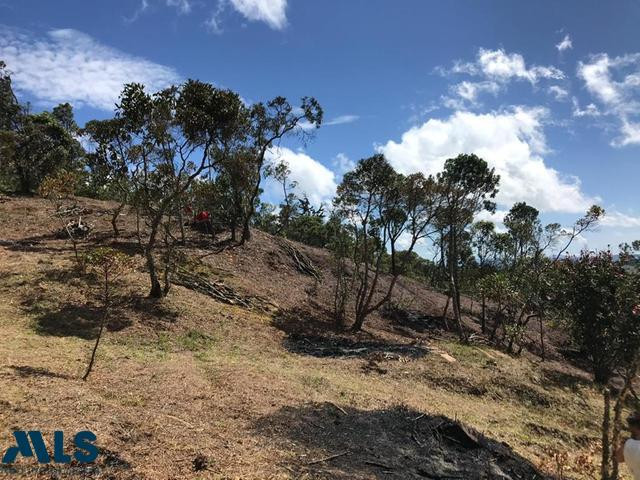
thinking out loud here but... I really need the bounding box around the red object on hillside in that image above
[195,211,211,222]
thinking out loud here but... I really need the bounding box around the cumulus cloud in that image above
[332,153,356,176]
[378,107,596,213]
[442,80,501,108]
[440,48,564,106]
[578,53,640,145]
[229,0,287,30]
[267,147,337,206]
[476,49,564,83]
[0,26,180,111]
[556,34,573,52]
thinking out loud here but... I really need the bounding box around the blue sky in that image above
[1,0,639,252]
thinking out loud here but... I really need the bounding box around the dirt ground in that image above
[0,195,625,479]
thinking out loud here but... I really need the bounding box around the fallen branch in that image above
[278,239,321,281]
[174,268,256,309]
[364,460,394,470]
[327,402,348,415]
[306,451,348,465]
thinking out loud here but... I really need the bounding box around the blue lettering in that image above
[53,431,71,464]
[73,431,98,463]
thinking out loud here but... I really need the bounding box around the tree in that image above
[470,220,497,332]
[1,110,83,194]
[82,247,135,380]
[436,153,500,341]
[479,204,603,355]
[83,117,134,239]
[334,155,440,331]
[285,196,328,247]
[39,169,88,268]
[558,250,640,480]
[239,96,322,243]
[98,80,246,298]
[503,202,540,268]
[266,159,298,236]
[0,61,20,132]
[327,214,354,330]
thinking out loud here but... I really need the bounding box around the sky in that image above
[1,0,639,252]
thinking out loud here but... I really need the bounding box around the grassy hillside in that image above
[0,196,622,479]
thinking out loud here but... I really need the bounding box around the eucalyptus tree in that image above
[436,154,500,341]
[334,155,440,331]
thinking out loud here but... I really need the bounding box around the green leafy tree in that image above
[558,250,640,480]
[239,96,323,243]
[436,153,500,341]
[95,80,246,298]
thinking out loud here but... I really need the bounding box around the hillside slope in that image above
[0,196,616,479]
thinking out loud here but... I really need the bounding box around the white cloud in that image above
[204,1,226,34]
[299,114,359,131]
[325,114,360,126]
[600,210,640,228]
[556,34,573,52]
[548,85,569,101]
[440,48,564,106]
[332,152,355,176]
[267,147,337,206]
[0,27,180,111]
[124,0,149,23]
[578,53,640,145]
[167,0,192,14]
[378,107,596,214]
[451,80,500,104]
[229,0,287,30]
[571,97,601,117]
[475,48,564,84]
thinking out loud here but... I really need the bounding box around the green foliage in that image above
[557,250,640,385]
[84,247,136,284]
[1,110,84,193]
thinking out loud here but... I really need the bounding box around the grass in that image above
[0,196,629,479]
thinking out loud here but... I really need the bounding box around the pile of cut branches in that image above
[174,268,272,311]
[278,239,321,281]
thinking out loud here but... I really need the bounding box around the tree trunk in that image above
[538,315,545,361]
[111,202,125,239]
[178,210,186,245]
[83,271,109,381]
[241,217,252,243]
[147,249,163,298]
[351,313,365,332]
[602,387,612,480]
[145,214,164,298]
[481,296,486,333]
